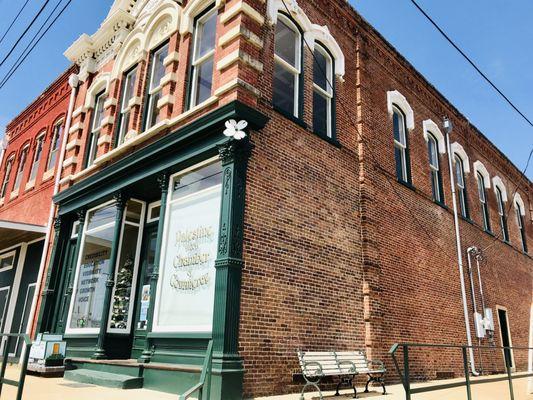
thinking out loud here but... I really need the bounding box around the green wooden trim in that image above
[147,332,212,340]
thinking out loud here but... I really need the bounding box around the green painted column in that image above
[93,192,128,359]
[211,138,253,400]
[57,208,86,333]
[139,171,169,363]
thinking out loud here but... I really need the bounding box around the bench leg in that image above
[300,381,323,400]
[365,374,386,395]
[335,375,357,398]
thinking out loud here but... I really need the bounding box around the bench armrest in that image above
[337,360,357,374]
[302,361,324,376]
[368,359,386,371]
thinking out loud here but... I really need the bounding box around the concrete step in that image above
[64,368,143,389]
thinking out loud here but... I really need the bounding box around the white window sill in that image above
[25,180,36,191]
[9,190,18,200]
[43,169,54,182]
[0,198,4,207]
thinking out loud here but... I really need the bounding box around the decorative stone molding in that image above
[84,73,111,109]
[451,142,470,173]
[473,160,491,188]
[69,122,84,135]
[97,134,113,146]
[514,193,526,216]
[214,77,261,97]
[10,189,19,200]
[125,129,138,141]
[157,94,174,108]
[72,106,87,119]
[127,96,143,108]
[492,176,508,202]
[101,116,116,127]
[43,169,55,182]
[217,49,263,72]
[66,139,81,151]
[104,98,118,110]
[163,51,179,66]
[180,0,224,35]
[422,119,446,154]
[387,90,415,131]
[25,179,35,191]
[220,1,265,25]
[219,25,263,48]
[160,72,177,86]
[62,156,78,168]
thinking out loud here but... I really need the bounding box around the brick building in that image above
[31,0,531,398]
[0,67,73,360]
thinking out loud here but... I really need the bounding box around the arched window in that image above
[189,6,217,109]
[313,43,334,138]
[393,106,410,183]
[515,201,528,253]
[454,155,469,219]
[46,119,63,172]
[427,133,443,203]
[476,172,491,232]
[117,65,139,144]
[13,146,29,192]
[29,132,45,182]
[85,91,107,168]
[495,186,509,242]
[0,156,14,198]
[145,42,169,130]
[273,14,301,118]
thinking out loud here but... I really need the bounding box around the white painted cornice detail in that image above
[180,0,225,35]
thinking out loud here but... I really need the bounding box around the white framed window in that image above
[273,14,301,118]
[515,202,528,253]
[13,146,29,192]
[477,172,491,232]
[427,133,443,203]
[29,133,45,182]
[71,221,80,239]
[147,201,161,223]
[145,43,169,130]
[313,44,333,138]
[0,156,14,198]
[189,7,217,109]
[393,106,410,183]
[454,155,469,219]
[46,120,63,171]
[495,186,509,242]
[0,250,16,273]
[85,91,107,168]
[117,66,138,145]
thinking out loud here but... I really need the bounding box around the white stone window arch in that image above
[180,0,223,35]
[473,160,491,189]
[514,193,526,216]
[387,90,414,131]
[422,119,446,154]
[492,176,508,203]
[451,142,470,173]
[84,73,110,110]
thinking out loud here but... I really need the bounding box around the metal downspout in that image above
[443,117,479,376]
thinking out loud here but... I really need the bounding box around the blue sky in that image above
[0,0,531,178]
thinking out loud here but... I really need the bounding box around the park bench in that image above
[297,350,386,399]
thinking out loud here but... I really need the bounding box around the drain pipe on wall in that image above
[26,73,80,341]
[443,117,479,376]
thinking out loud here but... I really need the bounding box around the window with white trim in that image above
[0,250,15,272]
[29,133,45,182]
[313,44,333,138]
[273,14,301,118]
[117,66,138,145]
[13,146,28,191]
[495,186,509,242]
[85,91,107,168]
[427,133,443,203]
[477,172,491,232]
[454,155,469,219]
[393,106,410,183]
[515,202,528,253]
[0,157,13,198]
[189,7,217,109]
[46,120,63,171]
[145,43,169,130]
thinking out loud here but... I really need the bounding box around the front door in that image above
[131,224,158,359]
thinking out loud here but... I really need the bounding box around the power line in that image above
[0,0,31,45]
[0,0,73,90]
[0,0,52,69]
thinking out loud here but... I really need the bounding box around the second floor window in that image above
[29,134,44,182]
[313,44,334,138]
[393,106,410,183]
[85,91,106,168]
[0,157,13,198]
[273,14,301,118]
[454,155,469,219]
[146,44,168,130]
[495,186,509,242]
[427,133,443,203]
[47,121,62,171]
[13,147,28,192]
[117,66,138,144]
[516,203,528,253]
[189,7,217,109]
[477,172,491,232]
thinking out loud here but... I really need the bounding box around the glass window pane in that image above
[393,110,405,145]
[30,137,44,180]
[313,50,328,91]
[13,149,28,190]
[125,200,143,224]
[477,175,485,202]
[87,203,118,231]
[195,55,214,105]
[428,137,438,168]
[47,125,62,171]
[150,44,169,91]
[196,10,217,59]
[313,91,328,136]
[172,161,222,201]
[395,146,405,181]
[455,157,464,187]
[147,91,162,129]
[273,62,295,115]
[122,68,137,110]
[0,255,13,270]
[275,19,297,67]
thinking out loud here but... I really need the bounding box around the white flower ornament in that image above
[223,119,248,140]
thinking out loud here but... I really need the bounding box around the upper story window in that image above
[515,200,528,253]
[13,146,28,192]
[46,120,63,171]
[189,7,217,109]
[117,66,138,144]
[454,155,469,219]
[85,91,106,168]
[273,14,301,118]
[393,106,410,184]
[427,133,443,203]
[476,172,491,232]
[313,44,334,138]
[0,156,13,199]
[145,43,169,130]
[495,186,509,242]
[29,133,45,182]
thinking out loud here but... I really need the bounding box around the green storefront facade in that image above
[38,101,268,398]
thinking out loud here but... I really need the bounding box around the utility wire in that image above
[0,0,52,69]
[0,0,31,46]
[0,0,73,90]
[0,0,67,88]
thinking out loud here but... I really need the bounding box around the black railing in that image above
[0,333,32,400]
[389,343,533,400]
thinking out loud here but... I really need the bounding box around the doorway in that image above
[497,307,514,370]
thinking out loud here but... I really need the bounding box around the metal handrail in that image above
[0,333,32,400]
[178,340,213,400]
[389,342,533,400]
